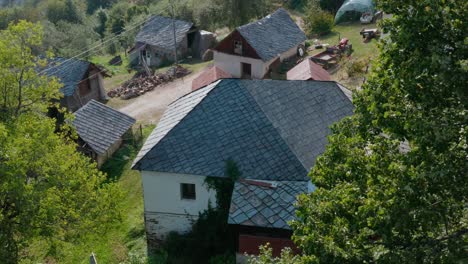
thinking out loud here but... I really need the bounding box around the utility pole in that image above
[170,2,178,65]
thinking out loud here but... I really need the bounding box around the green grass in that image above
[310,22,379,59]
[307,21,381,89]
[90,52,136,92]
[156,58,213,74]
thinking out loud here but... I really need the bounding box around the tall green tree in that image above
[0,21,123,263]
[46,0,82,24]
[255,0,467,263]
[304,0,334,35]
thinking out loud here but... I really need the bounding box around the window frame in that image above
[180,183,196,200]
[234,40,243,55]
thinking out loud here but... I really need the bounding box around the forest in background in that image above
[0,0,278,58]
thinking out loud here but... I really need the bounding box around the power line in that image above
[39,13,159,76]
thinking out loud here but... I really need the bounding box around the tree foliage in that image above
[179,0,272,31]
[46,0,82,24]
[0,21,123,263]
[304,0,334,35]
[86,0,117,14]
[257,0,467,263]
[42,20,100,58]
[319,0,345,14]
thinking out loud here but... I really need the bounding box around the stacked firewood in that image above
[108,65,191,100]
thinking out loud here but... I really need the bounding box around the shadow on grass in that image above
[101,142,138,182]
[101,125,155,182]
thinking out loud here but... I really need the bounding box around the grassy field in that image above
[90,52,135,93]
[310,22,379,58]
[308,21,381,89]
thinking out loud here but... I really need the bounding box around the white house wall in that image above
[280,44,302,61]
[213,51,267,79]
[141,171,217,242]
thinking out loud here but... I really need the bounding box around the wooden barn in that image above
[73,100,136,167]
[43,57,109,112]
[129,16,215,68]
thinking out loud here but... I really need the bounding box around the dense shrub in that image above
[46,0,82,24]
[286,0,308,11]
[319,0,345,14]
[344,57,370,77]
[304,7,334,35]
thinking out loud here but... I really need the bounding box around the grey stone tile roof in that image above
[228,180,308,229]
[132,79,353,181]
[42,57,90,96]
[237,8,306,62]
[73,100,136,155]
[136,15,194,50]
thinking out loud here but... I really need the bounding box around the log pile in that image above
[108,65,191,100]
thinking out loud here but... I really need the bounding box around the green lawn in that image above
[307,22,381,89]
[156,58,213,74]
[310,22,379,59]
[90,52,136,93]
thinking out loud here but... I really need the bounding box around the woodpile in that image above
[108,65,191,100]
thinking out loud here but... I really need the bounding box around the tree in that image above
[86,0,117,14]
[319,0,345,14]
[206,0,272,29]
[304,0,334,35]
[95,8,108,39]
[255,0,467,262]
[0,21,123,263]
[46,0,82,24]
[42,20,100,58]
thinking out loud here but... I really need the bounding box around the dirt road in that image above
[118,70,204,124]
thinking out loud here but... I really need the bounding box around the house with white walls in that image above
[132,79,354,256]
[213,8,307,79]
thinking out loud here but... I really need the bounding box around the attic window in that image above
[234,40,243,55]
[181,183,196,200]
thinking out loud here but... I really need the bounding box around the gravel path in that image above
[118,70,204,124]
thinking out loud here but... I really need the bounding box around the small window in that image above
[181,183,196,200]
[234,40,243,55]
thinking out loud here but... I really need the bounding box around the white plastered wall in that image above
[141,171,217,241]
[213,51,268,79]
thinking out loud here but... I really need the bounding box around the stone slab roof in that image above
[133,79,353,181]
[228,180,309,229]
[73,100,136,155]
[237,8,306,62]
[136,15,194,50]
[287,58,332,81]
[42,57,90,96]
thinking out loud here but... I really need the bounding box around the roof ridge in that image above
[132,80,222,169]
[242,80,309,175]
[149,14,193,25]
[237,8,285,31]
[78,99,137,122]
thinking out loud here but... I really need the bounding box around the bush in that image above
[319,0,345,14]
[305,7,334,36]
[344,57,370,77]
